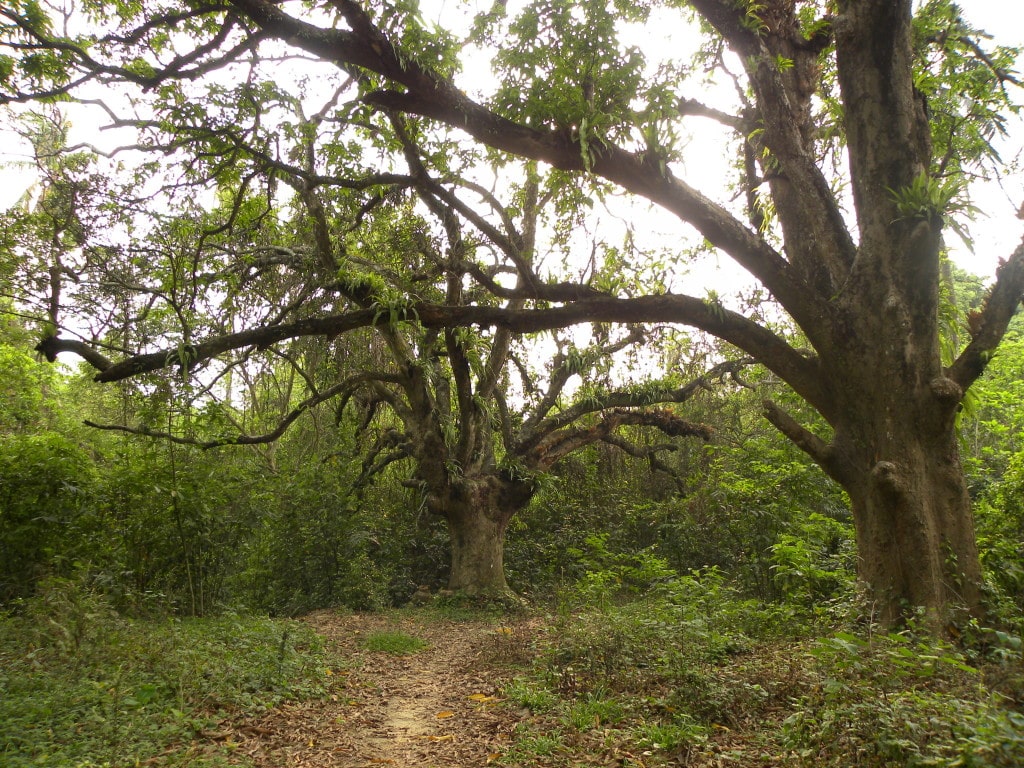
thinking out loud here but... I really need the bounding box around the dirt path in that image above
[223,610,532,767]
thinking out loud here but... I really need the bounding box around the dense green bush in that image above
[508,404,854,607]
[0,432,97,602]
[0,342,55,433]
[86,442,254,616]
[782,627,1024,767]
[974,452,1024,617]
[230,437,430,613]
[233,478,394,614]
[769,512,856,610]
[0,576,330,767]
[962,324,1024,617]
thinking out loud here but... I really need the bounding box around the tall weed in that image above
[782,625,1024,767]
[0,577,329,767]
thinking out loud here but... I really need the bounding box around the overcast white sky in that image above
[946,2,1024,275]
[0,0,1021,281]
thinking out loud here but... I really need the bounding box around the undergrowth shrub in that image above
[769,512,856,610]
[975,451,1024,616]
[566,532,676,608]
[782,624,1024,767]
[233,481,393,614]
[502,568,806,764]
[0,432,96,603]
[0,576,330,767]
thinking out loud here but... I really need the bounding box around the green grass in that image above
[504,676,560,713]
[563,694,627,731]
[494,572,1024,768]
[633,716,708,754]
[361,629,430,655]
[0,578,331,767]
[504,723,566,760]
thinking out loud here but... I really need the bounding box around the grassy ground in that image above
[3,575,1022,767]
[0,578,331,767]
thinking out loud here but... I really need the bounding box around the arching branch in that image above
[354,427,413,491]
[37,292,826,413]
[761,399,842,484]
[525,408,713,472]
[948,238,1024,391]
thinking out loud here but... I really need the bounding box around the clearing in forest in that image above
[219,610,531,767]
[193,606,1018,768]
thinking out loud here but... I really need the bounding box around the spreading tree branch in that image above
[519,357,747,455]
[36,293,827,411]
[948,237,1024,390]
[224,0,817,326]
[599,433,688,493]
[525,408,713,472]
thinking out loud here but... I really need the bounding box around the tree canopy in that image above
[2,0,1023,626]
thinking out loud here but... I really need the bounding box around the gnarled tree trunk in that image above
[445,504,512,595]
[430,473,533,596]
[834,421,983,627]
[816,242,988,625]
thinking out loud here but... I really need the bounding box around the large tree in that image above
[3,0,1023,626]
[4,99,735,598]
[324,171,733,596]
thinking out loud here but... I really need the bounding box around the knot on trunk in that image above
[929,376,962,406]
[929,376,964,432]
[871,460,907,499]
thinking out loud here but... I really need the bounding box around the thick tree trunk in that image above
[846,435,983,628]
[446,504,513,595]
[823,329,986,628]
[432,473,533,596]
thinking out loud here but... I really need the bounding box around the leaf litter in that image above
[206,610,527,767]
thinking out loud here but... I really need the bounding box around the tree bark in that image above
[445,505,512,595]
[819,243,988,626]
[436,474,530,596]
[856,448,982,628]
[830,418,983,627]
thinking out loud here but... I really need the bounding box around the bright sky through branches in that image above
[0,0,1020,282]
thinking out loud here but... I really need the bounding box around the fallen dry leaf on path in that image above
[210,610,527,768]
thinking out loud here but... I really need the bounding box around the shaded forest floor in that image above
[219,610,531,767]
[3,591,1021,767]
[201,605,1024,768]
[210,608,797,768]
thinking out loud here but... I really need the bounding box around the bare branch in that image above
[761,399,840,482]
[36,336,113,371]
[600,433,687,492]
[676,96,744,130]
[948,237,1024,390]
[354,427,412,489]
[82,377,351,449]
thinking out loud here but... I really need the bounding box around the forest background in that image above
[2,0,1024,766]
